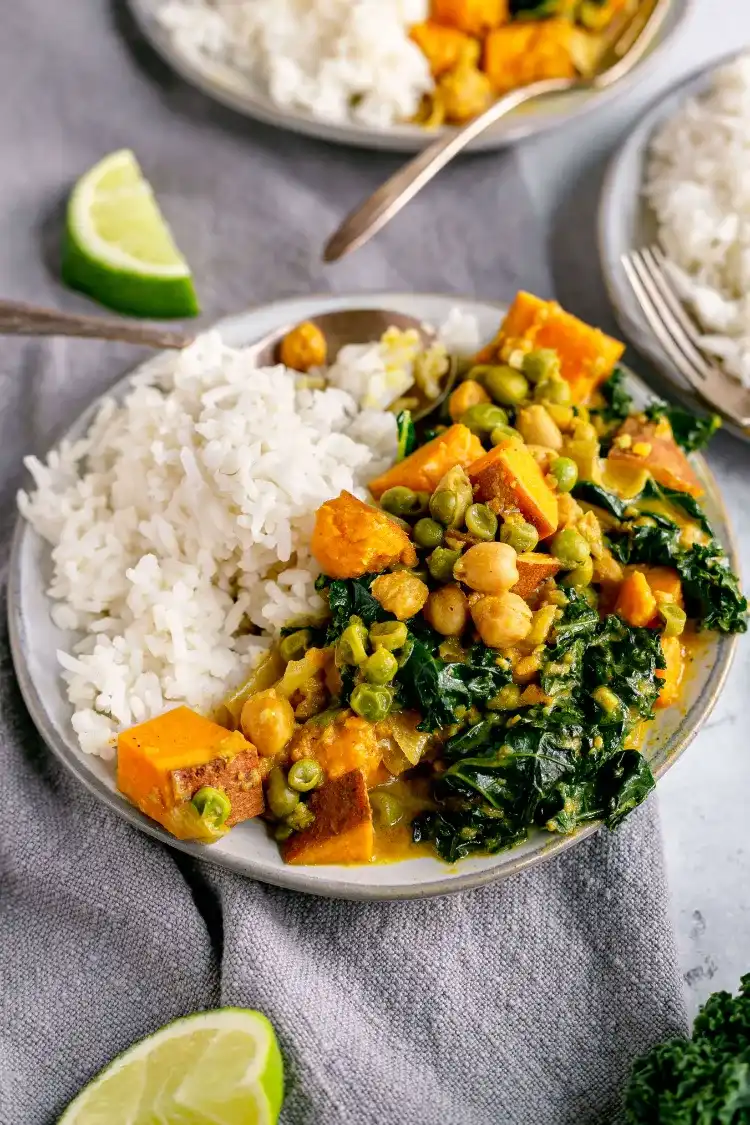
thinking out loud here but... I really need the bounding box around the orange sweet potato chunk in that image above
[369,424,484,500]
[311,490,417,580]
[484,20,576,95]
[513,551,560,599]
[410,21,475,76]
[432,0,509,35]
[468,441,559,539]
[282,769,374,866]
[290,713,383,786]
[609,417,703,498]
[656,635,685,710]
[484,292,625,403]
[614,571,657,629]
[117,706,263,838]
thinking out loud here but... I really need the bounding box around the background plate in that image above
[598,50,750,442]
[127,0,690,153]
[8,292,738,899]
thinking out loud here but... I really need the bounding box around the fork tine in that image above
[639,247,718,377]
[623,253,710,388]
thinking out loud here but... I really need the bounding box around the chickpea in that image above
[279,321,327,372]
[470,592,533,650]
[424,584,469,636]
[453,542,518,595]
[241,689,295,757]
[448,379,490,422]
[515,405,563,451]
[371,571,429,621]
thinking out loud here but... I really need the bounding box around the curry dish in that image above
[409,0,638,126]
[116,292,746,865]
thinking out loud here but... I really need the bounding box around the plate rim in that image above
[125,0,692,154]
[8,289,739,900]
[598,46,750,442]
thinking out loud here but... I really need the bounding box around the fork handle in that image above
[323,76,577,264]
[0,300,192,349]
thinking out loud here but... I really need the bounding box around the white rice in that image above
[19,313,479,758]
[155,0,433,129]
[645,53,750,386]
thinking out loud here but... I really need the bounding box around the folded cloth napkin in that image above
[0,3,688,1122]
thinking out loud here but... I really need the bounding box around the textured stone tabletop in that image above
[517,0,750,1016]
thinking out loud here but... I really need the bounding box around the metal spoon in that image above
[0,299,192,349]
[324,0,672,262]
[244,308,459,421]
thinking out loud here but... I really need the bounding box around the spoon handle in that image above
[323,76,576,263]
[0,300,192,350]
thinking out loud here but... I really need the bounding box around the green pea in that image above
[370,791,405,828]
[592,685,623,718]
[534,376,571,406]
[429,491,457,527]
[488,683,522,711]
[660,602,687,637]
[428,546,463,583]
[465,503,498,541]
[266,767,300,820]
[384,513,412,533]
[364,648,399,685]
[279,628,312,663]
[337,617,369,665]
[350,684,393,723]
[484,365,530,407]
[285,803,315,832]
[274,822,294,842]
[380,487,429,518]
[499,520,539,554]
[560,556,594,588]
[414,517,444,549]
[191,786,231,830]
[522,348,561,384]
[550,457,578,493]
[369,620,409,651]
[460,402,509,436]
[288,758,325,793]
[429,465,473,528]
[550,528,591,570]
[490,424,524,447]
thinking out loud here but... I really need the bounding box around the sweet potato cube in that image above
[609,417,703,498]
[281,770,374,866]
[117,706,263,838]
[656,635,685,710]
[484,20,576,96]
[513,551,560,599]
[432,0,509,35]
[615,571,657,629]
[483,292,625,403]
[369,424,484,501]
[468,441,559,539]
[311,490,417,580]
[646,567,684,608]
[410,21,476,76]
[289,713,383,786]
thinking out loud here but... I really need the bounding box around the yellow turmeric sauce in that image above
[371,777,435,863]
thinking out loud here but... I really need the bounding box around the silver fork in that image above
[621,246,750,426]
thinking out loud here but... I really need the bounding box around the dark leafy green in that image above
[595,367,633,425]
[317,575,387,642]
[396,633,511,733]
[640,478,714,536]
[573,480,634,520]
[396,409,416,461]
[645,402,722,452]
[415,592,660,862]
[625,973,750,1124]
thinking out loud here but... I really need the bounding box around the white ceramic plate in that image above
[8,292,738,900]
[127,0,690,154]
[598,50,750,442]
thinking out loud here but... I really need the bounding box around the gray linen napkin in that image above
[0,3,688,1123]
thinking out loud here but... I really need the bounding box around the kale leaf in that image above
[645,402,722,452]
[396,409,416,461]
[396,633,511,733]
[625,973,750,1123]
[573,480,634,520]
[595,367,634,424]
[317,575,387,642]
[415,592,660,862]
[640,478,714,536]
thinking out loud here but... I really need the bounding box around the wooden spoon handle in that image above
[0,300,192,349]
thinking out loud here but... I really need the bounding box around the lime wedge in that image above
[62,149,199,319]
[58,1009,284,1125]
